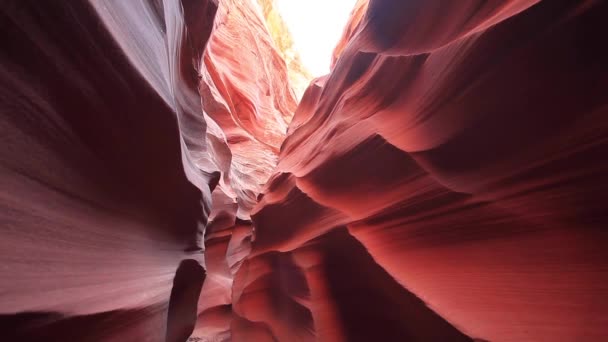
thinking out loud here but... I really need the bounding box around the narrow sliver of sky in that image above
[275,0,358,77]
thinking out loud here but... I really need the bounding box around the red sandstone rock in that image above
[245,0,608,341]
[190,0,298,340]
[199,0,297,219]
[1,0,607,341]
[0,0,216,340]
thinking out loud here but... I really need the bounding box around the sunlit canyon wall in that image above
[1,0,607,342]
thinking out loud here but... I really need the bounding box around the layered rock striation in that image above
[243,1,608,341]
[1,0,608,341]
[1,0,217,340]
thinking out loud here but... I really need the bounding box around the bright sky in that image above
[275,0,357,77]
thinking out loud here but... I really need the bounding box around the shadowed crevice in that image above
[166,259,206,342]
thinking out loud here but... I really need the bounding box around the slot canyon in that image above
[1,0,607,341]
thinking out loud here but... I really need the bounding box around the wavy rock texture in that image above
[243,0,608,341]
[1,0,608,341]
[199,0,297,219]
[191,0,299,340]
[0,0,218,340]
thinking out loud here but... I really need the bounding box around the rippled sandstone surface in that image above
[1,0,607,341]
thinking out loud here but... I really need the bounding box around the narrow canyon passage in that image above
[1,1,608,342]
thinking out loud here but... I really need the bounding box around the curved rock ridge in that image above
[330,0,369,71]
[1,0,298,340]
[238,0,608,341]
[199,0,297,220]
[1,0,218,340]
[1,0,608,341]
[190,0,301,340]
